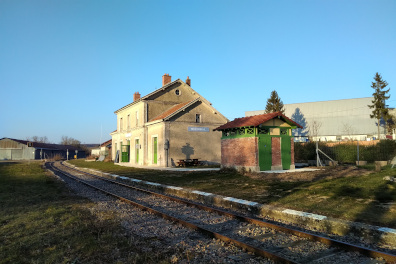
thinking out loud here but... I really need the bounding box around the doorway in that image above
[258,136,271,171]
[153,137,158,164]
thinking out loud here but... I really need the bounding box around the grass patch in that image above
[0,161,173,264]
[69,160,396,228]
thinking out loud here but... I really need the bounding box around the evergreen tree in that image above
[368,72,390,139]
[265,90,285,114]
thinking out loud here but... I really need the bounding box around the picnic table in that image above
[177,159,201,167]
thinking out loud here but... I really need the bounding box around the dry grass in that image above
[0,162,174,264]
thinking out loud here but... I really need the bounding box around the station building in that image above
[246,97,394,142]
[111,74,228,167]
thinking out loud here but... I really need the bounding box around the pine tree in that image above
[265,90,285,114]
[368,72,390,139]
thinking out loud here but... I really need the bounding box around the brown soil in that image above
[247,166,372,182]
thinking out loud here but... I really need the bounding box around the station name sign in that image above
[188,127,210,132]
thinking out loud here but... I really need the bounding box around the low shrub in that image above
[295,139,396,164]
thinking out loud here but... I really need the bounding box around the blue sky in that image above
[1,0,395,144]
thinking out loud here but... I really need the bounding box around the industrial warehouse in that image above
[0,137,86,160]
[246,97,396,142]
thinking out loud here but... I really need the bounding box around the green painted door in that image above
[258,136,272,171]
[135,139,139,163]
[281,136,291,170]
[153,137,158,164]
[121,143,130,162]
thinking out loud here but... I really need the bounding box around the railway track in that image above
[47,161,396,264]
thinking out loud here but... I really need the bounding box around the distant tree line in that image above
[26,135,90,155]
[26,136,50,143]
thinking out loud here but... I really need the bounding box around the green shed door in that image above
[258,136,272,171]
[153,137,158,164]
[281,136,291,170]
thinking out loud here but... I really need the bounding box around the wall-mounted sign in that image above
[188,127,210,132]
[125,133,132,138]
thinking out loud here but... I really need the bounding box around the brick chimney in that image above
[162,73,171,86]
[133,92,141,102]
[185,76,191,86]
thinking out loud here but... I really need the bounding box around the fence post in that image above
[316,141,319,167]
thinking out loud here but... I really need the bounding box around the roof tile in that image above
[214,112,302,130]
[150,101,192,122]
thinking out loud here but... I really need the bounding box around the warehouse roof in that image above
[0,138,83,151]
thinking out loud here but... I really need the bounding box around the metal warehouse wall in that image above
[0,143,34,160]
[246,97,379,138]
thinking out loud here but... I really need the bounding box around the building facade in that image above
[214,112,302,172]
[111,74,228,167]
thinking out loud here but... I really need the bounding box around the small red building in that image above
[214,112,302,172]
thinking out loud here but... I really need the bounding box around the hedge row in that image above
[294,140,396,163]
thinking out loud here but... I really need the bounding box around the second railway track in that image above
[47,161,396,264]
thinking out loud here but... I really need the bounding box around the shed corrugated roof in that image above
[214,112,303,130]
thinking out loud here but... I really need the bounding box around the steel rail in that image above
[57,162,396,263]
[49,162,297,264]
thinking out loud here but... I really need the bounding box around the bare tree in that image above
[387,112,396,135]
[341,123,355,141]
[60,136,81,147]
[26,136,50,143]
[309,120,322,141]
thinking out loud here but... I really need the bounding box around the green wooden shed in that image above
[214,112,303,172]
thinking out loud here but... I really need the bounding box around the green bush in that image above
[333,144,357,163]
[359,145,376,162]
[294,139,396,163]
[377,139,396,160]
[294,142,316,161]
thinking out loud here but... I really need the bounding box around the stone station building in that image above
[111,74,228,167]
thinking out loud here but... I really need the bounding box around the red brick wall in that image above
[221,137,258,167]
[272,137,281,167]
